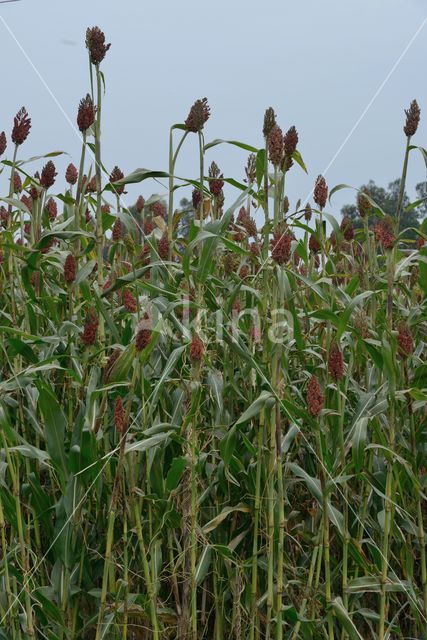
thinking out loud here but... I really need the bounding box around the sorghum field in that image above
[0,25,426,640]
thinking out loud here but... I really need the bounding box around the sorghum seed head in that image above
[283,195,290,214]
[110,165,125,195]
[268,124,284,166]
[30,172,41,200]
[104,349,120,382]
[397,322,413,357]
[135,315,152,351]
[375,217,394,250]
[86,176,97,193]
[81,308,99,345]
[263,107,276,138]
[328,343,344,381]
[354,308,369,339]
[77,94,96,132]
[65,163,78,185]
[46,197,57,221]
[208,161,224,196]
[237,206,257,237]
[64,253,77,283]
[309,234,321,253]
[21,195,32,212]
[250,241,260,258]
[190,334,205,362]
[157,233,170,259]
[340,216,354,241]
[239,264,249,279]
[357,190,371,218]
[150,200,167,219]
[245,153,257,184]
[85,26,111,65]
[123,289,137,313]
[404,99,420,137]
[192,188,202,211]
[223,252,237,275]
[185,97,210,133]
[416,236,425,250]
[40,161,57,189]
[112,218,123,242]
[114,397,126,434]
[314,175,328,210]
[13,172,22,193]
[136,195,145,213]
[304,203,312,221]
[307,375,324,416]
[283,125,298,156]
[143,219,154,235]
[0,132,6,155]
[270,226,293,265]
[0,206,8,227]
[11,107,31,145]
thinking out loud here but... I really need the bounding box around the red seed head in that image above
[236,206,257,237]
[314,175,328,210]
[404,99,420,137]
[65,163,78,185]
[136,195,145,213]
[268,125,284,166]
[81,308,99,345]
[304,203,312,221]
[263,107,276,138]
[270,227,293,265]
[374,217,394,250]
[150,200,167,219]
[46,197,57,221]
[185,97,210,133]
[0,131,6,155]
[416,236,425,250]
[283,196,290,214]
[85,176,97,193]
[13,172,22,193]
[357,190,371,218]
[110,165,125,195]
[309,234,321,253]
[85,26,111,65]
[143,219,154,236]
[328,343,344,381]
[239,264,249,279]
[157,233,170,259]
[104,349,120,382]
[208,161,224,196]
[64,253,77,283]
[307,375,324,416]
[123,289,137,313]
[12,107,31,146]
[192,188,202,211]
[40,161,57,189]
[397,322,413,357]
[190,334,205,362]
[0,206,8,228]
[21,195,32,213]
[340,216,354,241]
[112,218,123,242]
[77,94,96,132]
[135,315,152,351]
[283,125,298,156]
[114,397,127,434]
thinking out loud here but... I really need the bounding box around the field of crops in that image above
[0,26,426,640]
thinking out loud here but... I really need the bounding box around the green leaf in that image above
[331,598,363,640]
[38,384,69,484]
[235,391,275,426]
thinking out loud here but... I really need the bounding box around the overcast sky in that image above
[1,0,426,220]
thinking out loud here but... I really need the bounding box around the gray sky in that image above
[1,0,427,219]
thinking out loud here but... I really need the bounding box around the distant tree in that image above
[415,181,427,219]
[340,179,423,241]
